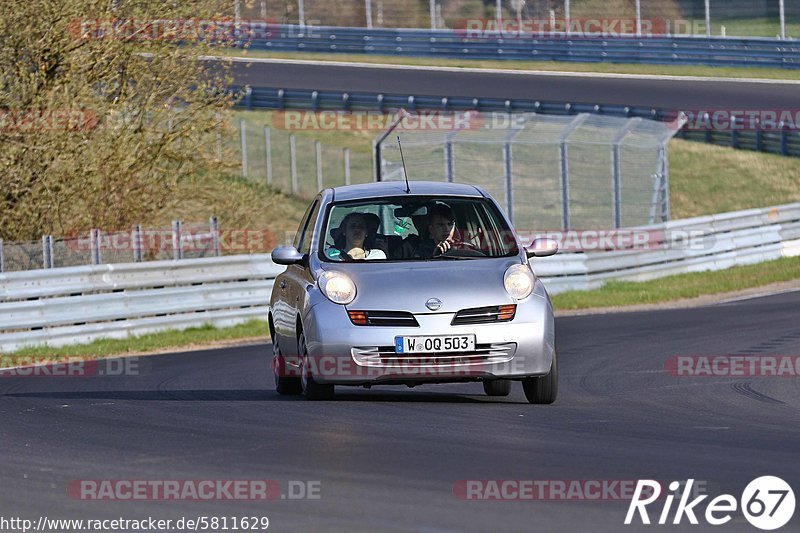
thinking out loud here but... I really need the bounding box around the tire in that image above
[273,337,301,395]
[298,332,334,401]
[522,352,558,404]
[483,379,512,397]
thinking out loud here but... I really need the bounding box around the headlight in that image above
[318,271,356,305]
[504,264,534,300]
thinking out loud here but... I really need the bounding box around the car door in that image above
[281,197,321,356]
[273,198,318,354]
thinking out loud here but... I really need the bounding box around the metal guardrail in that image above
[0,255,280,352]
[532,202,800,293]
[2,202,799,351]
[236,86,800,158]
[245,25,800,69]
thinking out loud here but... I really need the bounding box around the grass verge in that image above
[222,49,800,81]
[551,255,800,310]
[668,139,800,219]
[3,320,269,362]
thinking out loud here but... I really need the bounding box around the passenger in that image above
[326,212,387,261]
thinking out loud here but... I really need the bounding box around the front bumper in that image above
[301,287,555,385]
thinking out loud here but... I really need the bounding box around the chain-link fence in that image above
[232,114,374,199]
[375,113,678,230]
[233,0,800,39]
[0,219,226,273]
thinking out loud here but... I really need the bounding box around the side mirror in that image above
[526,238,558,258]
[271,246,306,265]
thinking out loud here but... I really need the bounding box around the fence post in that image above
[502,142,513,223]
[133,225,143,262]
[780,0,786,40]
[704,0,711,37]
[558,114,588,230]
[210,216,221,257]
[90,229,101,265]
[444,131,456,182]
[172,220,183,260]
[289,134,298,194]
[365,0,372,29]
[240,118,248,178]
[344,148,351,185]
[42,235,53,269]
[610,118,640,229]
[373,139,381,181]
[0,238,4,273]
[315,140,323,191]
[265,126,273,186]
[635,0,641,37]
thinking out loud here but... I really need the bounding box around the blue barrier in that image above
[233,85,800,158]
[238,24,800,69]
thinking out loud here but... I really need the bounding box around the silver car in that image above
[269,181,558,403]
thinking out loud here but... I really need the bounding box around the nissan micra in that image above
[269,181,558,402]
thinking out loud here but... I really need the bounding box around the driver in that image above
[406,202,460,258]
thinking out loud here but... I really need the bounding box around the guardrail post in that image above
[265,126,273,186]
[277,89,285,110]
[244,85,253,110]
[781,126,789,156]
[342,92,350,111]
[172,220,183,260]
[755,127,763,152]
[42,235,53,269]
[133,225,143,262]
[311,90,319,111]
[90,228,101,265]
[289,134,298,194]
[210,216,221,257]
[377,94,384,112]
[344,148,351,185]
[315,140,323,190]
[0,238,4,273]
[240,119,248,178]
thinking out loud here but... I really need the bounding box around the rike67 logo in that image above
[625,477,795,530]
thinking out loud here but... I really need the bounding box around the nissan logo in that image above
[425,298,442,311]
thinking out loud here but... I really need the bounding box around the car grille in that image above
[348,310,419,327]
[351,343,516,368]
[451,305,516,325]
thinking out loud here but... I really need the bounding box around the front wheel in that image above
[522,353,558,404]
[299,332,335,401]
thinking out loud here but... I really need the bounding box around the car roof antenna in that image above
[396,135,411,194]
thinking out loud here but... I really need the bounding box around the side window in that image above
[293,201,316,249]
[297,200,321,255]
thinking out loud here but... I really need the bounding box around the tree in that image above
[0,0,237,239]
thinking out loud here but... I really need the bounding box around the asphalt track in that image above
[1,290,799,532]
[229,59,800,110]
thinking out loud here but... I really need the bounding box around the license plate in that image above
[394,334,476,354]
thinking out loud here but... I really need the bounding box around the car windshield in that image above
[318,195,519,262]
